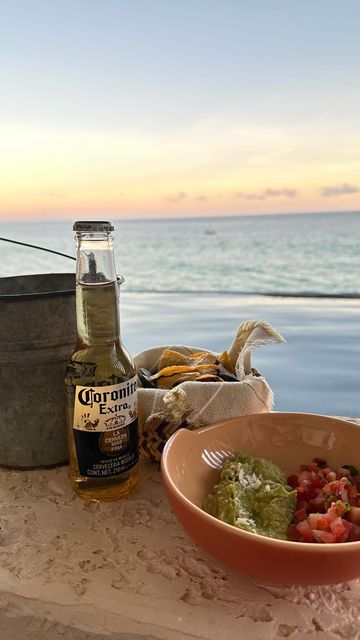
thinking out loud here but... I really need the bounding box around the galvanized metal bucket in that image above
[0,273,76,468]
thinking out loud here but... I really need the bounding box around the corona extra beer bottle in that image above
[65,221,138,500]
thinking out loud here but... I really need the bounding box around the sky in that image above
[0,0,359,221]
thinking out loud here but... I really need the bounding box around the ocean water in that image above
[1,210,360,296]
[1,211,360,417]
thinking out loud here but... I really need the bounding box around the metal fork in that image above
[201,448,235,469]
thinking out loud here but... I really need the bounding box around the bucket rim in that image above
[0,273,124,301]
[0,272,75,301]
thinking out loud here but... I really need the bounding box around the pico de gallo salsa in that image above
[287,458,360,543]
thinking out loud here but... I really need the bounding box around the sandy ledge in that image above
[1,443,360,640]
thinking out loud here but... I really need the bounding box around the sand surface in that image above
[1,444,360,640]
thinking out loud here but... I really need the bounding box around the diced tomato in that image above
[308,493,326,513]
[349,523,360,541]
[343,520,360,541]
[328,500,348,518]
[337,529,350,543]
[287,474,299,488]
[296,484,317,501]
[353,495,360,508]
[287,524,303,541]
[308,463,321,473]
[322,480,339,495]
[308,513,329,531]
[323,479,349,501]
[296,500,308,511]
[348,485,359,500]
[296,486,308,501]
[296,519,314,542]
[330,517,347,538]
[311,474,327,489]
[312,530,336,543]
[298,470,313,484]
[295,507,308,523]
[348,506,360,524]
[289,459,360,544]
[322,467,330,474]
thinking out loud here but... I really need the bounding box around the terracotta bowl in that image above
[161,412,360,585]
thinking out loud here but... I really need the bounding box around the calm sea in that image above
[1,211,360,416]
[1,211,360,296]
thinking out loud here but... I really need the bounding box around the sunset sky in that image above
[1,0,359,220]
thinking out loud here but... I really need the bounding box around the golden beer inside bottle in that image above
[65,233,139,501]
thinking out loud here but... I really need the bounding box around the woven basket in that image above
[135,345,274,462]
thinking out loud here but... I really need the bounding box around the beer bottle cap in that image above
[73,221,114,233]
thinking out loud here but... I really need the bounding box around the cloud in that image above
[322,183,359,197]
[46,190,64,199]
[235,187,298,201]
[165,192,209,203]
[165,191,187,203]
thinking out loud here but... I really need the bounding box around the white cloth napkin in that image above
[135,321,285,429]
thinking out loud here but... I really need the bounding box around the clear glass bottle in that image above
[65,220,139,501]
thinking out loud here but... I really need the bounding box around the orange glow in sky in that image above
[0,2,359,221]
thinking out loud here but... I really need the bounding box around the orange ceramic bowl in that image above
[161,412,360,585]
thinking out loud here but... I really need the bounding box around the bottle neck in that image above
[75,232,121,345]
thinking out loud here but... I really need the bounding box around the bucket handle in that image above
[0,237,125,286]
[0,237,76,261]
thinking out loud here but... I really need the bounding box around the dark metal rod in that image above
[0,237,76,261]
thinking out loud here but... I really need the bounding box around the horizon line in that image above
[1,208,360,224]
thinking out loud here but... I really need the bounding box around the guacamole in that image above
[203,452,296,540]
